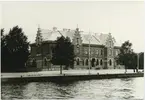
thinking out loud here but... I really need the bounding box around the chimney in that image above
[68,29,70,31]
[63,28,67,31]
[53,27,57,31]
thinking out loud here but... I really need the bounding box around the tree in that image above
[51,36,74,74]
[1,28,9,71]
[139,52,144,69]
[116,40,137,72]
[1,26,30,72]
[1,28,4,36]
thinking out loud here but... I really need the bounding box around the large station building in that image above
[29,27,121,70]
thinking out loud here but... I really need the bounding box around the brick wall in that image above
[30,41,120,70]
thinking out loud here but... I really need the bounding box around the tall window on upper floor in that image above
[77,38,79,44]
[101,49,103,55]
[118,49,120,55]
[109,41,112,47]
[109,49,112,56]
[91,50,94,55]
[96,49,99,55]
[76,48,79,53]
[116,50,118,56]
[84,48,88,55]
[85,50,88,55]
[36,47,41,56]
[76,37,81,46]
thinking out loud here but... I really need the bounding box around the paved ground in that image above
[1,69,143,78]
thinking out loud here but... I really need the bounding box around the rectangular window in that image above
[77,38,79,44]
[96,50,99,55]
[116,50,118,56]
[91,51,94,55]
[101,49,103,55]
[84,49,88,54]
[109,41,112,47]
[109,49,112,56]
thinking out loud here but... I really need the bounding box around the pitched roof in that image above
[39,27,120,46]
[81,33,101,45]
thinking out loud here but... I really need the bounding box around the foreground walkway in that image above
[1,69,143,78]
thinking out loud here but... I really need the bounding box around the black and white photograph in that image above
[1,1,144,100]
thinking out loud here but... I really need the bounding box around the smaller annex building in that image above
[29,27,121,70]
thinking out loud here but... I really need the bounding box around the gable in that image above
[36,27,120,47]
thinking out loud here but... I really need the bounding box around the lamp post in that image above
[57,30,64,74]
[88,31,92,75]
[41,44,43,69]
[88,37,91,75]
[87,31,100,75]
[36,43,43,69]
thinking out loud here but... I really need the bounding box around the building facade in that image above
[29,27,121,70]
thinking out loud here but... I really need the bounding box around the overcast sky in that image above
[1,1,144,53]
